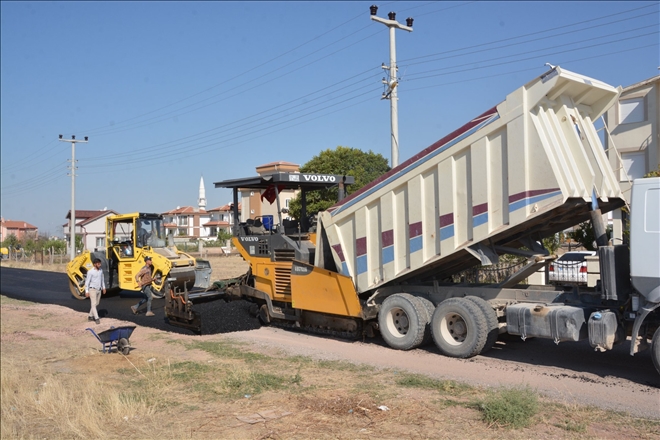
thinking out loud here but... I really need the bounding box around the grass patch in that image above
[0,295,34,306]
[188,340,270,362]
[477,386,538,429]
[396,373,471,395]
[169,361,214,382]
[554,419,587,433]
[216,367,301,398]
[315,359,373,373]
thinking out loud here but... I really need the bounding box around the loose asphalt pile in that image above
[194,299,261,335]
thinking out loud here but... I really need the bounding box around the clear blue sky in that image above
[1,1,658,237]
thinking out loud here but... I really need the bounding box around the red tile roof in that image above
[79,210,118,226]
[203,220,231,227]
[1,220,37,230]
[62,210,117,227]
[207,202,241,212]
[65,209,109,220]
[162,206,207,215]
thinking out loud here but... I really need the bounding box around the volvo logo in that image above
[302,174,336,182]
[241,237,260,242]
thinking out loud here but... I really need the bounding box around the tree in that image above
[44,238,67,254]
[75,234,84,253]
[217,229,233,242]
[542,232,564,255]
[2,234,19,249]
[288,146,390,219]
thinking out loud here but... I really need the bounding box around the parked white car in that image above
[549,251,596,284]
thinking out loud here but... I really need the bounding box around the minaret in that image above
[198,175,207,210]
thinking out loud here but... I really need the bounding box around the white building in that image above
[162,176,214,240]
[205,203,241,238]
[603,74,660,244]
[63,209,118,252]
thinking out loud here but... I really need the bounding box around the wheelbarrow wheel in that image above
[117,338,130,355]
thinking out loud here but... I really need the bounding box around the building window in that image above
[620,151,646,181]
[619,98,644,124]
[178,216,188,226]
[96,237,104,248]
[178,228,187,236]
[285,198,291,208]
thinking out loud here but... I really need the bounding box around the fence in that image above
[2,248,69,265]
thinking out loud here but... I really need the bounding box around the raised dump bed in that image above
[316,67,625,294]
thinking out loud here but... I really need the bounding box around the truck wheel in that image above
[413,296,436,346]
[431,298,488,358]
[378,293,427,350]
[464,296,499,354]
[652,327,660,376]
[69,280,86,300]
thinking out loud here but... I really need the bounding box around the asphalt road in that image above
[0,266,261,335]
[1,265,659,417]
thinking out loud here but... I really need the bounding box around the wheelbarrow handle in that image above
[85,327,102,343]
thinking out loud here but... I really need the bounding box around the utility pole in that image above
[59,134,88,261]
[370,5,413,168]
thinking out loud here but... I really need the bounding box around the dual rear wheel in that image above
[378,294,498,358]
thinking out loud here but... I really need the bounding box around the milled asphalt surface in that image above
[0,266,261,335]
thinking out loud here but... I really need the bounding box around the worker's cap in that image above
[144,256,152,261]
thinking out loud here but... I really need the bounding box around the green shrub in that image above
[478,387,538,429]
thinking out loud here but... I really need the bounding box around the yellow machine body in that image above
[67,212,210,299]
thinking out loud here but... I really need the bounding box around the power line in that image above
[4,32,655,195]
[2,3,656,197]
[79,12,374,136]
[404,43,659,94]
[400,3,656,64]
[81,70,383,164]
[406,31,658,82]
[402,11,654,68]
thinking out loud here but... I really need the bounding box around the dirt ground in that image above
[1,257,659,439]
[3,297,659,440]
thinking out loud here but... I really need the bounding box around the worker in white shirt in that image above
[84,258,106,324]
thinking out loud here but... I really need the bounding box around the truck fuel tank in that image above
[506,303,588,343]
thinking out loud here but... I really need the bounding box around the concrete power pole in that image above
[59,134,88,261]
[370,5,413,168]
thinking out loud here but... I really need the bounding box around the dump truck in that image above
[67,212,212,300]
[165,67,660,373]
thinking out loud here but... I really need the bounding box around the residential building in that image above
[162,176,214,240]
[0,217,38,241]
[603,74,660,244]
[239,161,300,223]
[205,203,241,237]
[63,210,118,251]
[162,206,211,239]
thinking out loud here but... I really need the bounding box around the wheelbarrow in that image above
[86,326,136,355]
